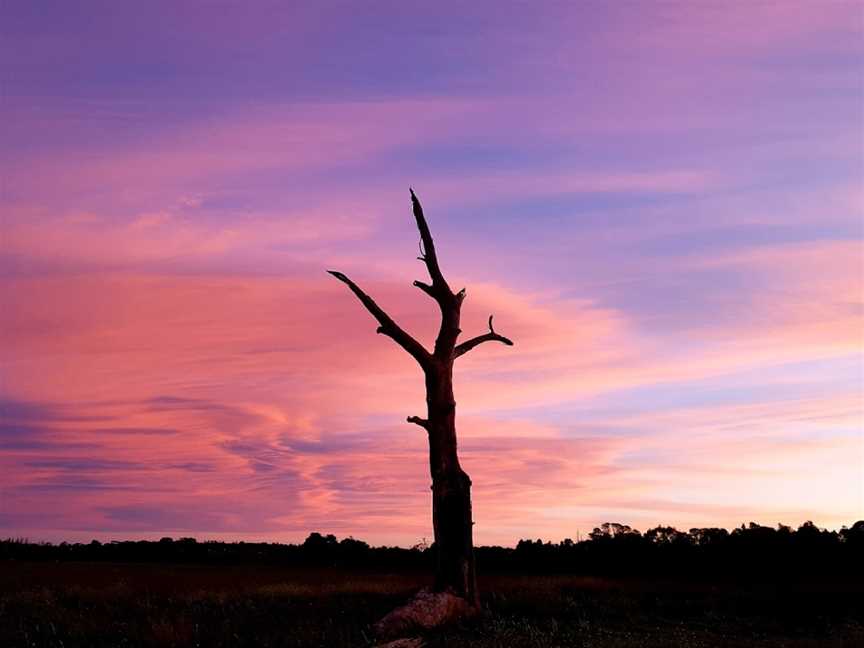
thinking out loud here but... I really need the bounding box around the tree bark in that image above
[426,348,478,603]
[328,190,513,607]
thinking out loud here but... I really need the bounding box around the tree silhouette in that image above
[328,190,513,606]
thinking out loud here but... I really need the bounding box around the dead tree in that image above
[328,190,513,606]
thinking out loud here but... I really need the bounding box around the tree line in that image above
[3,520,861,582]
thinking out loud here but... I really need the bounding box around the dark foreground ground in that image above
[2,562,862,647]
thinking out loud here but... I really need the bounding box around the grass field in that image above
[2,561,862,647]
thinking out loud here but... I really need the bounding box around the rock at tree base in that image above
[374,588,477,639]
[374,639,425,648]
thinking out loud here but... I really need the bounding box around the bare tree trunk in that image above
[329,190,513,608]
[426,359,478,603]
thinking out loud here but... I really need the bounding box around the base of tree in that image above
[373,588,479,640]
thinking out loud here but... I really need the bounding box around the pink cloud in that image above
[2,234,860,544]
[1,98,489,209]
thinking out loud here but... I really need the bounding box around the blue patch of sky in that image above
[635,222,861,257]
[437,192,706,232]
[480,355,862,431]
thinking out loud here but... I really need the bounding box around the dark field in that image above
[2,561,862,647]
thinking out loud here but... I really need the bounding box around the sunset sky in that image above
[1,2,862,546]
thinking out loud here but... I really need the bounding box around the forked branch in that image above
[327,270,431,367]
[454,315,514,358]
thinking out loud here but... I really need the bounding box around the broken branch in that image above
[407,416,429,429]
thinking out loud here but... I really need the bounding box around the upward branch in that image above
[411,189,466,358]
[411,188,452,297]
[327,270,431,367]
